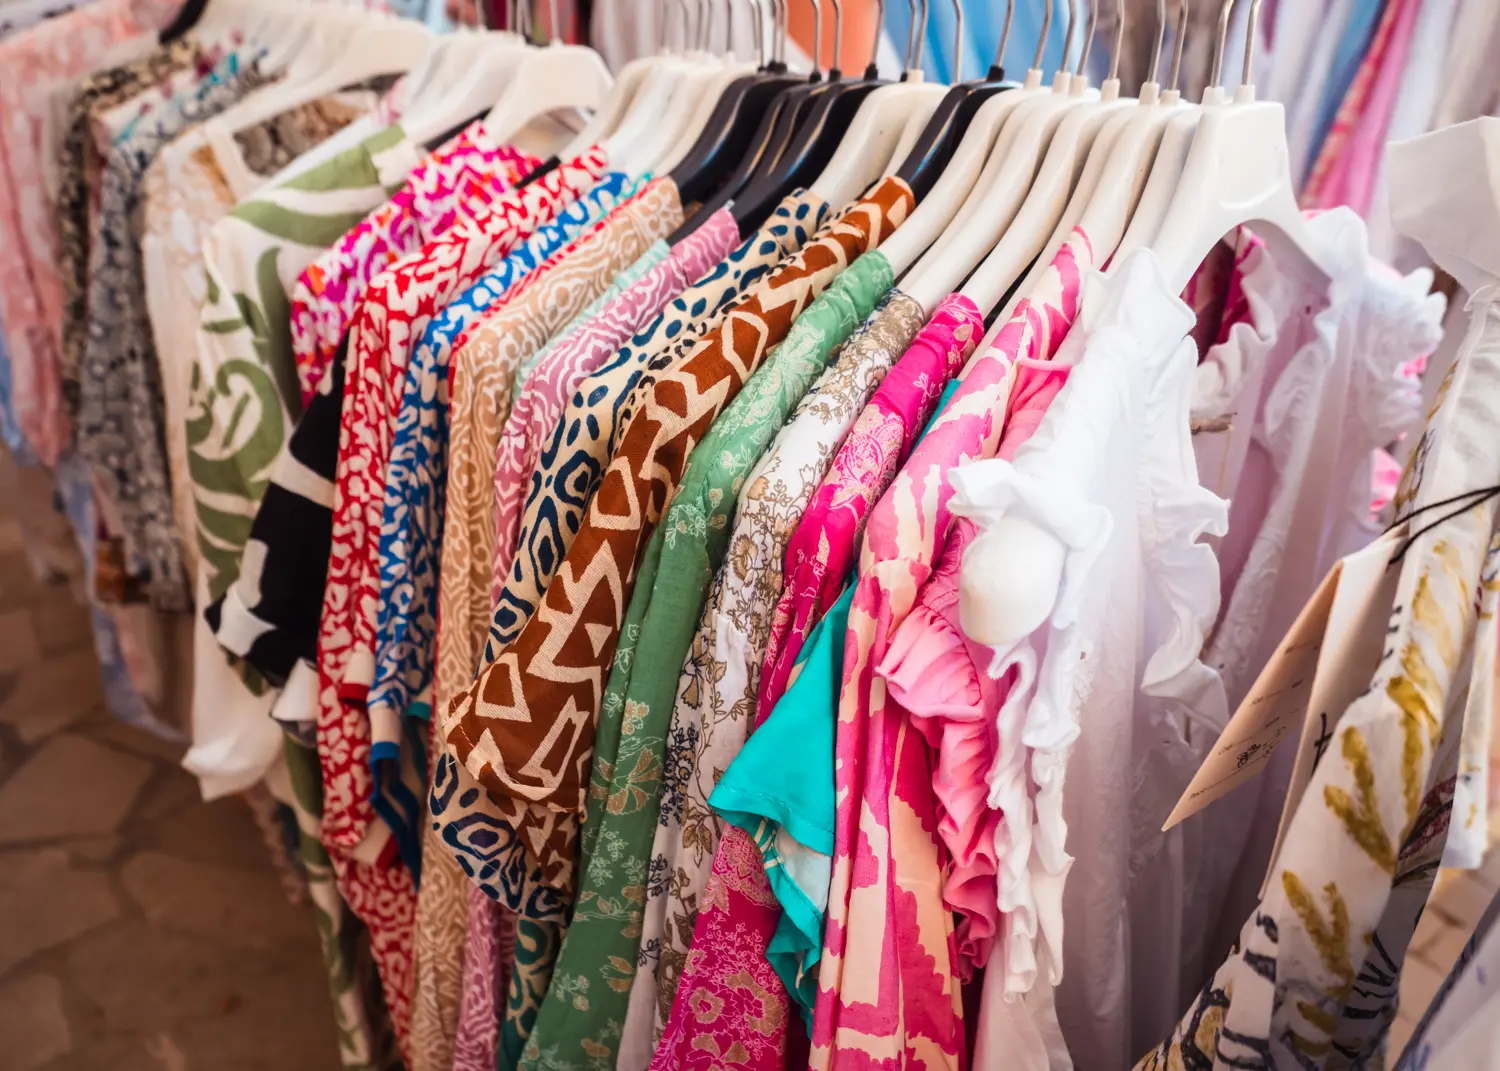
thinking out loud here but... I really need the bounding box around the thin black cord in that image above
[1383,485,1500,566]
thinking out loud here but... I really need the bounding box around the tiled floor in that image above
[0,471,339,1067]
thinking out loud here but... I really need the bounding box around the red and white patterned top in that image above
[289,122,539,403]
[315,146,610,861]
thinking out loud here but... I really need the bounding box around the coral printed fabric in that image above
[441,177,914,899]
[290,124,539,403]
[814,230,1094,1069]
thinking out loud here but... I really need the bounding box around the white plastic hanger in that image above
[388,11,533,146]
[961,0,1134,319]
[555,0,679,163]
[620,1,739,177]
[594,0,709,169]
[901,5,1081,312]
[481,0,615,149]
[1115,0,1200,259]
[1149,0,1333,293]
[398,29,510,122]
[903,70,1051,281]
[806,0,948,211]
[655,0,763,173]
[225,12,435,135]
[879,0,1023,279]
[997,0,1181,320]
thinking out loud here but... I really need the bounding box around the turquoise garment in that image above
[711,582,853,1025]
[708,371,961,1024]
[1308,0,1385,181]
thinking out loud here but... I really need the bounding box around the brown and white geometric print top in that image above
[440,175,915,888]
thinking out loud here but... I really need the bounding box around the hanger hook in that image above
[914,0,929,71]
[726,0,738,56]
[548,0,559,41]
[776,0,787,64]
[950,0,964,83]
[870,0,884,74]
[829,0,842,72]
[702,0,715,50]
[1147,0,1165,86]
[1059,0,1078,75]
[1209,0,1234,88]
[1169,0,1188,89]
[1077,0,1098,75]
[902,0,918,70]
[755,0,769,63]
[992,0,1015,72]
[1107,0,1125,82]
[1241,0,1261,87]
[1030,0,1052,71]
[809,0,823,74]
[674,0,690,50]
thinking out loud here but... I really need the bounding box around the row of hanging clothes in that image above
[0,0,1493,1065]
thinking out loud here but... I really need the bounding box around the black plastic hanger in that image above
[728,63,882,233]
[896,0,1015,199]
[727,0,900,234]
[159,0,208,42]
[664,72,832,244]
[895,73,1009,199]
[669,70,804,206]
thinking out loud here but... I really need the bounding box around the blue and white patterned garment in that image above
[482,191,829,665]
[367,225,667,746]
[364,173,637,858]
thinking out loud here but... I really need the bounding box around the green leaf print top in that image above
[189,123,419,603]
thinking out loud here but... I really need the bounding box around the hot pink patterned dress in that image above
[812,229,1095,1070]
[650,295,982,1071]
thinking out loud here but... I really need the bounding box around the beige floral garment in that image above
[616,290,930,1065]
